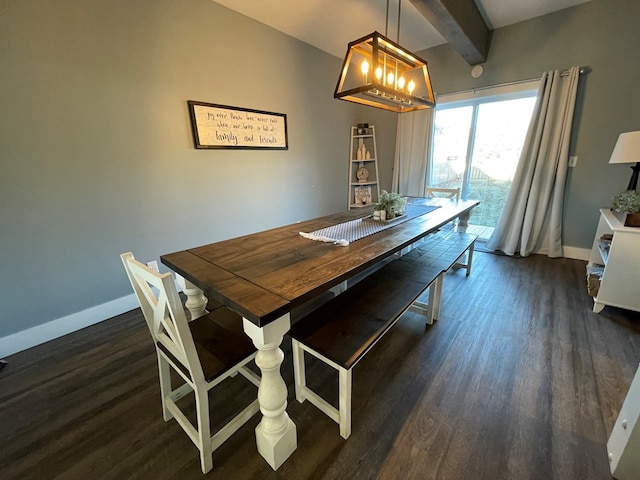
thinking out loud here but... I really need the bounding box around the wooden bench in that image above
[289,230,477,439]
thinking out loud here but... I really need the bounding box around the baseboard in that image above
[477,242,591,261]
[563,246,591,261]
[0,294,141,358]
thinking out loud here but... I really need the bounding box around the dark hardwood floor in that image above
[1,251,639,479]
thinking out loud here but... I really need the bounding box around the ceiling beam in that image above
[409,0,492,65]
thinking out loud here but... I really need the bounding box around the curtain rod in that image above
[438,66,588,98]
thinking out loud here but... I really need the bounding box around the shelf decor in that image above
[354,186,372,205]
[356,163,370,182]
[612,190,640,227]
[357,123,371,135]
[187,101,288,150]
[625,214,640,227]
[376,190,407,219]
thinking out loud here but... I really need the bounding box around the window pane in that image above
[431,106,473,191]
[467,97,536,228]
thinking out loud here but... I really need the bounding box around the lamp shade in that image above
[609,131,640,164]
[334,31,435,113]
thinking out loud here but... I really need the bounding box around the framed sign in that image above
[354,185,372,205]
[187,101,288,150]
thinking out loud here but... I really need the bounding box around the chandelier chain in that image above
[385,0,389,37]
[397,0,402,43]
[384,0,403,42]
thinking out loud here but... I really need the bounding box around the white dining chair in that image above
[424,187,461,201]
[120,252,260,473]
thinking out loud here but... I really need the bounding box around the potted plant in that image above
[612,190,640,227]
[376,190,407,219]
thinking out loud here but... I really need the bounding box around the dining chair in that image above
[120,252,260,473]
[424,186,461,201]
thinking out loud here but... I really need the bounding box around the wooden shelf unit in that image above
[348,125,380,209]
[587,208,640,313]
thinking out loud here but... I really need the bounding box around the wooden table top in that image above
[161,198,479,327]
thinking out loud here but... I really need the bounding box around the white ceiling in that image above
[212,0,591,59]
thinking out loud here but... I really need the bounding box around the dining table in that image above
[161,196,479,470]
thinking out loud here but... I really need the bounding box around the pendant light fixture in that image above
[334,0,435,113]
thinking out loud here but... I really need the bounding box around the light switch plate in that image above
[569,156,578,167]
[147,260,159,272]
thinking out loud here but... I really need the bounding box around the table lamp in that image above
[609,131,640,191]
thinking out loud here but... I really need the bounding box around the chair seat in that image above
[190,309,256,382]
[158,308,256,383]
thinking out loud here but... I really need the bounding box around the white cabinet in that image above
[607,363,640,480]
[348,125,380,209]
[587,209,640,313]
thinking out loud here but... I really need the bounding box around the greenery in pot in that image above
[376,190,407,218]
[612,190,640,214]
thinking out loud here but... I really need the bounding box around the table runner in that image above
[299,204,440,246]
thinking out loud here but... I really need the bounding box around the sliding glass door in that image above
[430,87,538,238]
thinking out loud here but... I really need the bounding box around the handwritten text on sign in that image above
[188,101,288,149]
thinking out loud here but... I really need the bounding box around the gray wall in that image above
[418,0,640,249]
[0,0,397,340]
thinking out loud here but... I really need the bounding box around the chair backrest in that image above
[120,252,206,383]
[424,187,460,201]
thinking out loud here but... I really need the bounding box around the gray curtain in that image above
[392,109,434,196]
[486,67,580,257]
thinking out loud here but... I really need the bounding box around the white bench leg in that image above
[435,274,443,319]
[426,274,444,324]
[292,339,307,403]
[339,367,352,440]
[453,242,475,276]
[291,341,353,439]
[465,242,475,276]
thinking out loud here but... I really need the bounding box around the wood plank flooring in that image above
[1,251,639,479]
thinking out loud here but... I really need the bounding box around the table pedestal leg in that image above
[243,315,297,470]
[457,210,471,232]
[175,275,207,320]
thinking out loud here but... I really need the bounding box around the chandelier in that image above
[334,1,435,113]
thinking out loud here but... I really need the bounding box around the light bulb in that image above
[408,80,415,95]
[361,60,369,75]
[398,77,405,89]
[375,67,382,80]
[387,72,394,85]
